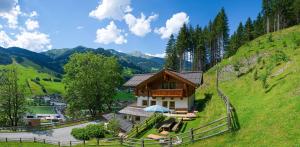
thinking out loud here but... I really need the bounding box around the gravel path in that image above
[0,120,100,145]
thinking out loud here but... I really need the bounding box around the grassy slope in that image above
[0,61,65,96]
[189,25,300,146]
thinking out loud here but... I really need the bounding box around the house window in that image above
[135,116,140,121]
[162,101,168,108]
[151,101,156,106]
[161,82,176,89]
[123,115,127,119]
[169,101,175,109]
[142,100,148,106]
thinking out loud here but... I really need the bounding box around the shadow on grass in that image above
[230,104,240,131]
[195,93,213,112]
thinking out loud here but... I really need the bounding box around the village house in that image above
[119,69,203,123]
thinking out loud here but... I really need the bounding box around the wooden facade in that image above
[134,70,197,99]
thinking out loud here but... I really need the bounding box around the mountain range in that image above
[0,46,165,75]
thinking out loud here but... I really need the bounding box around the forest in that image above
[164,0,300,72]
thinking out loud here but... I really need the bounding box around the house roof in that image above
[123,69,203,87]
[102,113,133,133]
[119,106,153,117]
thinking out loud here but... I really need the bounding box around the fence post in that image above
[43,139,45,144]
[33,137,36,143]
[190,128,194,143]
[70,141,72,147]
[136,126,139,136]
[83,140,85,146]
[168,136,172,147]
[19,138,22,143]
[58,141,60,147]
[5,138,7,142]
[119,136,123,145]
[141,139,144,147]
[97,138,99,146]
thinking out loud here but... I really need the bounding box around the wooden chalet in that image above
[119,69,203,123]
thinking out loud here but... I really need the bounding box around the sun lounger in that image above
[160,131,169,135]
[147,134,166,140]
[186,113,197,118]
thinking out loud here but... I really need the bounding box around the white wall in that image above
[136,96,191,109]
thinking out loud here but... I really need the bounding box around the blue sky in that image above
[0,0,262,56]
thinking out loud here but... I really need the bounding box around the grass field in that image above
[187,25,300,146]
[27,106,56,114]
[0,61,65,96]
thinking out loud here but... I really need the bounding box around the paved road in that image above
[0,120,100,145]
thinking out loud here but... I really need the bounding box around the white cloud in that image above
[0,30,52,52]
[155,12,189,39]
[145,53,166,58]
[124,13,158,37]
[29,11,37,17]
[0,25,3,29]
[76,26,84,30]
[25,19,39,31]
[0,3,21,29]
[0,30,13,46]
[95,21,127,45]
[89,0,132,21]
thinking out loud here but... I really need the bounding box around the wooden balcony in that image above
[151,89,184,97]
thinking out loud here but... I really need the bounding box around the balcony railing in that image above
[151,89,184,97]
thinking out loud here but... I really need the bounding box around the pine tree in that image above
[165,34,178,71]
[219,8,230,59]
[294,0,300,24]
[262,0,273,33]
[176,24,189,72]
[245,17,254,41]
[253,13,265,38]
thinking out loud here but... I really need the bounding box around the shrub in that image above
[71,128,90,140]
[42,78,52,81]
[107,119,120,136]
[271,50,289,65]
[36,77,40,81]
[268,34,273,42]
[253,69,258,81]
[53,79,61,82]
[282,41,287,47]
[86,124,105,138]
[295,39,300,47]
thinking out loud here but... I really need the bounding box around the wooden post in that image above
[5,138,7,142]
[33,137,36,143]
[190,128,194,143]
[70,141,72,147]
[83,140,85,146]
[141,139,144,147]
[119,136,123,145]
[58,141,60,147]
[97,138,99,146]
[43,139,46,144]
[20,138,22,143]
[168,136,172,147]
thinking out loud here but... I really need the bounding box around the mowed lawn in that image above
[27,106,56,114]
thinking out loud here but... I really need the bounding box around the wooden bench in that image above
[172,119,183,132]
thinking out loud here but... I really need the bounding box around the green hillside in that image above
[0,60,65,96]
[190,25,300,146]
